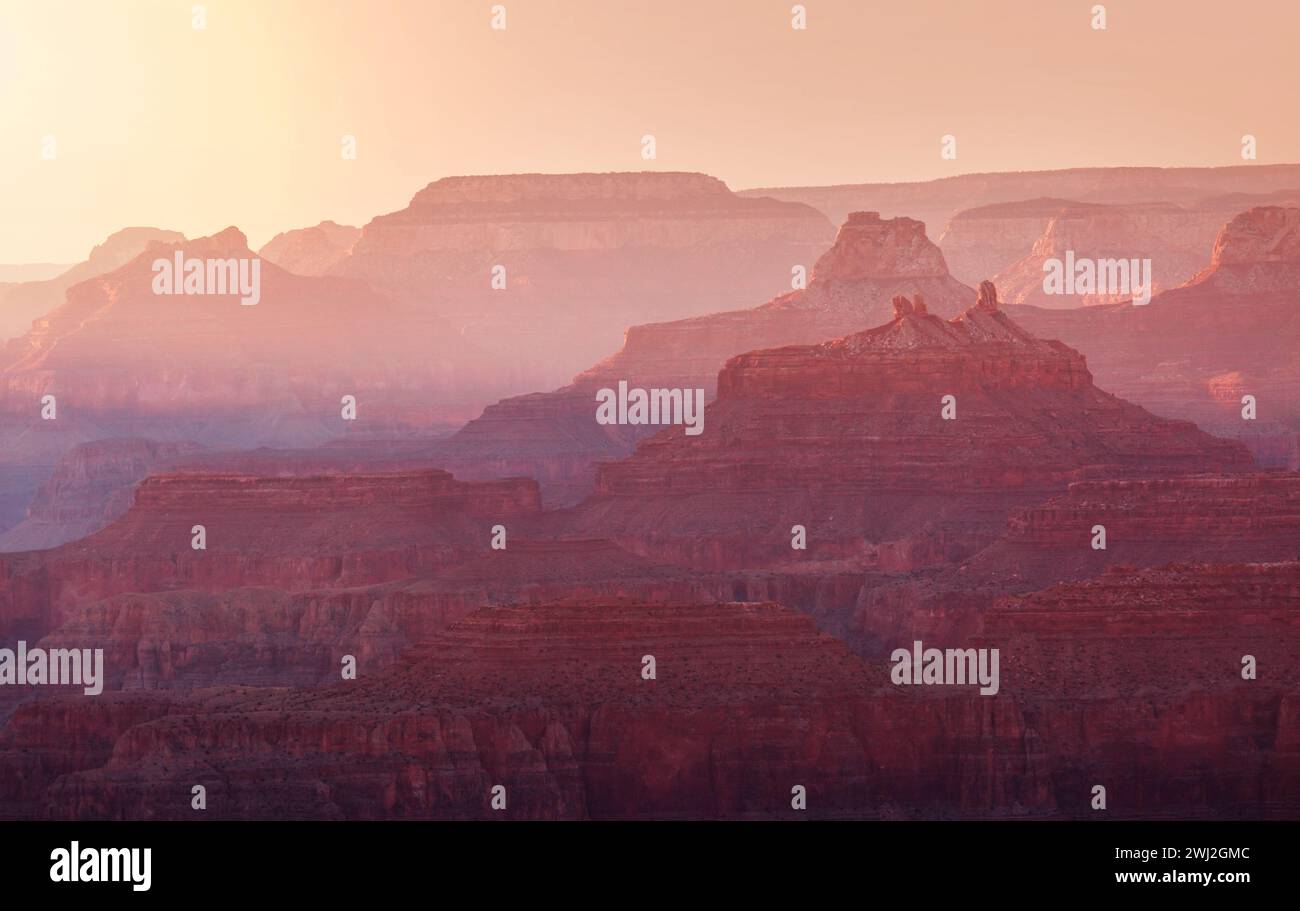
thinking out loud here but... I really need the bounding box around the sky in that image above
[2,0,1299,262]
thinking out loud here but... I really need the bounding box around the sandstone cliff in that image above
[427,212,974,505]
[339,171,836,391]
[1010,206,1300,465]
[557,283,1251,570]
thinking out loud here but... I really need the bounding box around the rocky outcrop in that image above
[258,220,360,276]
[1010,206,1300,463]
[557,286,1251,570]
[851,472,1300,651]
[427,212,974,504]
[0,598,1034,820]
[991,202,1226,307]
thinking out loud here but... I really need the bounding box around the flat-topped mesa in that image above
[352,171,833,252]
[0,225,482,428]
[811,211,952,283]
[0,468,544,632]
[406,171,735,207]
[938,198,1097,286]
[130,468,539,517]
[961,473,1300,589]
[989,202,1224,308]
[568,283,1251,571]
[718,285,1090,400]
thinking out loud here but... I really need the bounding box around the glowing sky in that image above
[2,0,1298,261]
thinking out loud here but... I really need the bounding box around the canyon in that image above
[1,165,1298,821]
[1009,206,1300,467]
[425,210,975,505]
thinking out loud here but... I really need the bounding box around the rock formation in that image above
[427,212,974,504]
[2,573,1293,819]
[991,202,1227,307]
[0,227,185,343]
[1010,206,1300,466]
[938,198,1095,286]
[258,220,360,276]
[338,172,836,391]
[556,286,1251,569]
[743,163,1300,242]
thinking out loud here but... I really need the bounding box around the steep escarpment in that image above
[428,212,974,505]
[339,172,836,391]
[938,198,1097,287]
[991,202,1227,307]
[1010,206,1300,465]
[0,468,540,646]
[560,283,1252,570]
[3,574,1293,820]
[0,227,499,534]
[851,473,1300,650]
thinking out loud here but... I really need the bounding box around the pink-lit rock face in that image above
[0,438,205,553]
[426,211,974,505]
[1010,206,1300,466]
[939,197,1093,287]
[991,202,1225,307]
[0,227,185,343]
[0,468,542,652]
[258,220,360,276]
[557,285,1251,571]
[2,157,1298,823]
[339,171,836,392]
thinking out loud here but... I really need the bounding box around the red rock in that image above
[3,572,1292,819]
[1010,206,1300,466]
[991,202,1226,307]
[0,468,541,651]
[428,212,974,504]
[562,287,1251,570]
